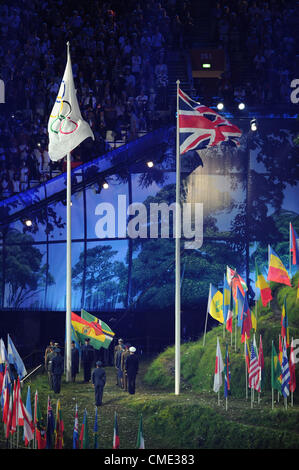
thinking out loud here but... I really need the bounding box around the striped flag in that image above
[281,340,290,398]
[213,337,224,393]
[249,342,260,391]
[113,412,120,449]
[79,408,89,449]
[290,223,299,266]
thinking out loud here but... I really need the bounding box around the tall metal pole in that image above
[66,151,72,382]
[175,80,181,395]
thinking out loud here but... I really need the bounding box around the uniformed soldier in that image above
[92,361,106,406]
[71,341,80,382]
[46,346,55,390]
[51,348,64,394]
[121,344,131,391]
[114,338,124,386]
[125,346,139,395]
[44,341,54,371]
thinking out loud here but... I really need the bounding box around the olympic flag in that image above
[48,42,94,161]
[47,43,94,382]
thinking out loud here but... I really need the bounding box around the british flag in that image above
[178,88,242,155]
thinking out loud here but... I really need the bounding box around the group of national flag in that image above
[208,223,299,344]
[213,331,296,404]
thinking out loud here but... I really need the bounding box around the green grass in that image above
[1,273,299,449]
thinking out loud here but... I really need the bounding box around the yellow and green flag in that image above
[208,284,224,323]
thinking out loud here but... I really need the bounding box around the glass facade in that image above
[0,118,298,321]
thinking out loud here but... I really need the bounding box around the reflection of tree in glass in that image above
[129,184,244,311]
[72,245,127,310]
[2,230,54,308]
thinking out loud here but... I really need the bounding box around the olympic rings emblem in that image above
[50,81,79,135]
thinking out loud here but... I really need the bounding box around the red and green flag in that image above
[81,309,115,349]
[34,390,46,449]
[79,409,89,449]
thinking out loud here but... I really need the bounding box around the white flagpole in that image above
[175,79,181,395]
[66,149,72,382]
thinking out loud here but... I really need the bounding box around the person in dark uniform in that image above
[82,338,95,383]
[121,344,131,391]
[51,348,64,394]
[92,361,106,406]
[71,341,80,382]
[46,346,55,390]
[125,346,139,395]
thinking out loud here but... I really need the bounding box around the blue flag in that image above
[7,334,27,379]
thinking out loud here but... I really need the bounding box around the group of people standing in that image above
[44,336,139,407]
[114,338,139,395]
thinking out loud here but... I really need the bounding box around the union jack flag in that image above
[178,88,242,155]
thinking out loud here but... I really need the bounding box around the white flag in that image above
[213,337,224,393]
[48,42,94,161]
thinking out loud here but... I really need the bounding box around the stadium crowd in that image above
[211,0,297,107]
[0,0,297,199]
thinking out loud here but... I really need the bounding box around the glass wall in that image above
[0,118,298,314]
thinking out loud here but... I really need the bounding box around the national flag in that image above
[240,293,252,343]
[113,411,120,449]
[81,309,115,349]
[73,404,79,449]
[10,380,18,435]
[281,340,290,398]
[23,385,34,445]
[7,334,27,379]
[79,409,89,449]
[267,245,291,286]
[236,286,245,327]
[0,338,8,391]
[223,274,231,325]
[1,365,10,424]
[71,311,110,350]
[54,399,64,449]
[213,337,224,393]
[289,338,296,393]
[178,88,242,155]
[94,406,99,449]
[271,342,282,393]
[208,284,224,323]
[224,344,231,398]
[251,309,257,332]
[244,334,250,372]
[258,335,264,391]
[48,42,94,162]
[5,391,13,439]
[136,414,145,449]
[290,223,299,266]
[227,266,247,300]
[46,396,55,449]
[255,260,272,306]
[34,390,47,449]
[249,342,260,391]
[19,396,34,446]
[281,296,290,348]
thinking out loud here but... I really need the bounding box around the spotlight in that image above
[250,118,257,132]
[217,102,224,111]
[102,181,109,189]
[24,219,32,227]
[238,102,245,110]
[146,161,154,168]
